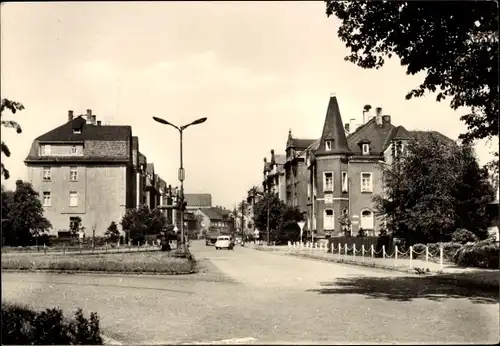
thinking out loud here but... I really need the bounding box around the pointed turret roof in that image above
[314,95,351,156]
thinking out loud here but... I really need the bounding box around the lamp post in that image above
[153,116,207,255]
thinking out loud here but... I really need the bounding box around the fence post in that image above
[338,243,341,260]
[344,243,347,260]
[425,246,429,262]
[324,243,328,253]
[382,245,386,259]
[362,245,365,261]
[353,244,356,261]
[409,246,413,269]
[439,246,444,271]
[371,244,374,259]
[331,243,334,255]
[395,245,398,267]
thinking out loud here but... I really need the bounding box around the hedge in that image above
[1,303,102,345]
[452,239,499,269]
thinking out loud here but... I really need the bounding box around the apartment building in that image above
[24,109,167,237]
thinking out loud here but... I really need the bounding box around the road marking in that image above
[101,335,123,345]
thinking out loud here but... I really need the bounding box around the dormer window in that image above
[73,128,81,134]
[325,140,332,151]
[362,144,370,155]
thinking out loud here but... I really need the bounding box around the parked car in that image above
[215,235,234,250]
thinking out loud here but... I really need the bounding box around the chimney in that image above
[68,110,74,122]
[86,109,92,124]
[382,115,391,124]
[97,120,102,126]
[344,123,350,135]
[376,107,383,126]
[271,149,275,163]
[91,115,97,125]
[264,157,267,163]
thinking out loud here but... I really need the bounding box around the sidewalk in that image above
[246,243,499,290]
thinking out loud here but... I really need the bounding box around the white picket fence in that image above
[285,241,445,271]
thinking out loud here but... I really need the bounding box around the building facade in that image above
[262,150,286,201]
[284,132,315,213]
[304,95,454,240]
[25,109,169,237]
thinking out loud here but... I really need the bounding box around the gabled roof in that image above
[146,163,155,174]
[286,129,316,150]
[185,193,212,207]
[198,207,224,221]
[347,117,395,155]
[36,116,131,142]
[409,131,456,146]
[314,96,351,156]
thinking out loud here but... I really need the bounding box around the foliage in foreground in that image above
[1,303,102,345]
[1,251,197,274]
[2,181,52,247]
[1,98,24,180]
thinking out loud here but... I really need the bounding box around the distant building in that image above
[195,207,233,234]
[185,193,212,210]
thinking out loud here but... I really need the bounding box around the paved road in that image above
[2,240,498,344]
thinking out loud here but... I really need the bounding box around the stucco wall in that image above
[27,164,128,237]
[313,156,349,236]
[347,160,384,235]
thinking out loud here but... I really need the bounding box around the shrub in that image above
[453,241,499,269]
[441,242,463,261]
[451,229,479,244]
[1,304,102,345]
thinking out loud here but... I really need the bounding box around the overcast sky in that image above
[1,1,496,209]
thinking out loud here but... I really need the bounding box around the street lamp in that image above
[153,116,207,255]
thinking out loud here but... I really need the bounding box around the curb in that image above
[1,267,198,276]
[286,252,499,290]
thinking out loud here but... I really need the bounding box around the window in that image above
[42,192,51,206]
[324,209,334,230]
[307,183,311,198]
[325,140,332,151]
[341,171,348,192]
[40,144,51,156]
[70,167,78,181]
[361,172,373,192]
[70,145,78,154]
[323,172,333,192]
[360,210,374,230]
[73,128,81,134]
[362,144,370,155]
[43,167,51,181]
[69,191,78,207]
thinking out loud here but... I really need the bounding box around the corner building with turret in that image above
[285,95,455,242]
